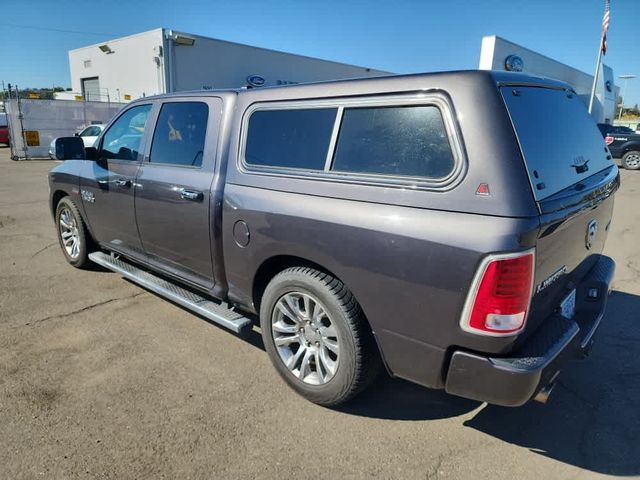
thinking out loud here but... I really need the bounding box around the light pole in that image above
[618,75,636,121]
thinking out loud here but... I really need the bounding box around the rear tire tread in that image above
[262,266,381,406]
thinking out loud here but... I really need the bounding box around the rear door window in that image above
[330,105,455,179]
[150,102,209,167]
[245,108,337,170]
[501,87,613,200]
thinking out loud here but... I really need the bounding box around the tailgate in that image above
[500,85,619,339]
[526,167,618,334]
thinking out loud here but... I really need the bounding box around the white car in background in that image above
[75,124,105,147]
[49,124,104,159]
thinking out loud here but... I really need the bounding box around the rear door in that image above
[501,86,619,333]
[134,97,222,288]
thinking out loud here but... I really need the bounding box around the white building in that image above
[479,35,617,123]
[67,30,617,124]
[67,28,389,103]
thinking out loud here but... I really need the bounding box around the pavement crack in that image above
[22,292,146,326]
[30,241,58,258]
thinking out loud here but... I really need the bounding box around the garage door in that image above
[82,77,101,101]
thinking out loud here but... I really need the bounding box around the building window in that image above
[83,60,92,68]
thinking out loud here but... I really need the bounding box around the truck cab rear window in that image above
[330,105,454,178]
[245,108,336,170]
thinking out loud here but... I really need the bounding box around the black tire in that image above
[260,267,381,406]
[54,197,92,268]
[622,150,640,170]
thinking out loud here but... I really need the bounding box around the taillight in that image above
[461,250,535,336]
[605,136,614,145]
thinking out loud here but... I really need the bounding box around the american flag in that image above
[601,0,611,55]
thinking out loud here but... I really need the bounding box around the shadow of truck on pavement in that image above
[464,290,640,476]
[344,290,640,476]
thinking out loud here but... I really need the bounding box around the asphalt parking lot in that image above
[1,145,639,479]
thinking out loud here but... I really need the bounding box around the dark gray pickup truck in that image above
[49,71,618,407]
[597,123,640,170]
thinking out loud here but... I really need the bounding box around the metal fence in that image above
[5,97,125,160]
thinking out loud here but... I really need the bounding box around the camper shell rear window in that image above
[501,86,613,201]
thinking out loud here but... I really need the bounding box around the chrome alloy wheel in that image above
[271,292,339,385]
[58,207,80,259]
[624,153,640,169]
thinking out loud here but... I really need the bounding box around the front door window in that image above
[100,105,151,161]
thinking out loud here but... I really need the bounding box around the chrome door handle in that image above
[115,178,131,188]
[180,189,203,201]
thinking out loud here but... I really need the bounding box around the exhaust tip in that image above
[534,381,557,404]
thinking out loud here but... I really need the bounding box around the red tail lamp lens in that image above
[467,252,534,334]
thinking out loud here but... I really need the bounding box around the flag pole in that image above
[587,46,603,114]
[589,0,610,114]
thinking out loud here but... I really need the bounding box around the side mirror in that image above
[74,132,79,137]
[85,146,98,161]
[53,136,86,161]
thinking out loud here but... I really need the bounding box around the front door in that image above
[80,103,153,258]
[135,98,221,288]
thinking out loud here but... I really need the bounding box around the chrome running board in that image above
[88,251,252,334]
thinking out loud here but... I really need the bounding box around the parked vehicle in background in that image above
[49,124,105,159]
[598,123,640,170]
[75,124,104,148]
[49,71,617,408]
[0,113,9,146]
[597,123,634,136]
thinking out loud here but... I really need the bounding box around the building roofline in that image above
[483,35,611,78]
[69,26,391,74]
[68,28,165,52]
[167,28,391,74]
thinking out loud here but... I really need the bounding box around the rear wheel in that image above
[622,150,640,170]
[260,267,380,406]
[55,197,91,268]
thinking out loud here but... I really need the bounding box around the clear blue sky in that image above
[2,0,639,105]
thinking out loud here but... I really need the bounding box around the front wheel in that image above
[622,150,640,170]
[260,267,381,406]
[55,197,91,268]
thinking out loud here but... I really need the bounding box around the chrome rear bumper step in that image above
[88,251,252,334]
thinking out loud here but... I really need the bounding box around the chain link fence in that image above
[5,97,125,160]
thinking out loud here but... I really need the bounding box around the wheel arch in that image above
[622,143,640,155]
[251,255,379,339]
[51,190,97,245]
[50,190,69,219]
[251,254,388,377]
[252,255,336,313]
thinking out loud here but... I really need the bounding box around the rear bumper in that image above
[444,255,615,407]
